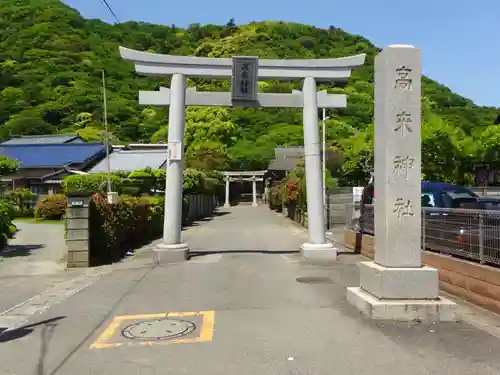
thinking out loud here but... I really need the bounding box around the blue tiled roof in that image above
[1,134,83,145]
[0,143,106,168]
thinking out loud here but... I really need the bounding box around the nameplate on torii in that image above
[139,87,347,109]
[228,177,263,182]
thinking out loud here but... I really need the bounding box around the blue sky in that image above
[63,0,499,108]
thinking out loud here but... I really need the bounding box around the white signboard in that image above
[231,56,258,101]
[168,141,182,161]
[353,186,363,203]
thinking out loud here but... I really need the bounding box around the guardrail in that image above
[352,204,500,267]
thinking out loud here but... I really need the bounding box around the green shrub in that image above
[34,194,67,220]
[62,168,223,197]
[88,194,164,265]
[0,200,16,250]
[62,173,124,195]
[5,188,36,217]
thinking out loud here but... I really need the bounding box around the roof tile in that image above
[0,143,106,168]
[89,149,167,173]
[1,134,82,145]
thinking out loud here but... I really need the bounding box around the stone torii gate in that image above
[223,171,266,207]
[120,47,365,263]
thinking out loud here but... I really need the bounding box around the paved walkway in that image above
[1,206,500,374]
[184,205,307,253]
[0,221,86,314]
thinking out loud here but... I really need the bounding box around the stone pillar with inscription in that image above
[346,45,457,322]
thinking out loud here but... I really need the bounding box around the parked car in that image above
[358,181,500,265]
[360,181,480,212]
[478,197,500,211]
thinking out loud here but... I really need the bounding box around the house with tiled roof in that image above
[267,146,304,171]
[265,146,305,183]
[88,146,168,174]
[0,143,107,194]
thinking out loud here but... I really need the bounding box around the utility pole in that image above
[102,70,117,203]
[322,108,330,227]
[102,70,111,193]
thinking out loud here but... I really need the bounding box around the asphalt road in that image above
[1,206,500,375]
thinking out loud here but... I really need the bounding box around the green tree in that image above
[0,156,19,176]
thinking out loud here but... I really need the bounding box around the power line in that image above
[99,0,120,24]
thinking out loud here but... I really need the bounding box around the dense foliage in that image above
[88,194,164,265]
[62,167,223,195]
[0,157,19,249]
[87,192,216,265]
[1,0,499,185]
[5,188,37,217]
[0,200,16,249]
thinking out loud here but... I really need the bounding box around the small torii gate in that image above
[222,171,266,207]
[120,47,365,263]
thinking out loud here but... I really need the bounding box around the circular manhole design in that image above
[121,318,196,341]
[296,276,333,284]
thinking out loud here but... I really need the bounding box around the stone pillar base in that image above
[252,202,258,207]
[300,242,337,261]
[346,287,458,322]
[153,243,189,264]
[223,204,230,208]
[359,261,439,299]
[347,260,457,322]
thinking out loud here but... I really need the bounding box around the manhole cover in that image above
[121,318,196,341]
[296,276,333,284]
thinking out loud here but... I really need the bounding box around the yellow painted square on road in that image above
[90,310,215,349]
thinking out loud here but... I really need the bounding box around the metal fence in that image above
[325,189,361,229]
[353,204,500,267]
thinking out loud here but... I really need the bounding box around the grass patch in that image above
[13,217,63,224]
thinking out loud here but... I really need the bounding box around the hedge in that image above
[88,194,164,265]
[86,193,215,265]
[27,167,223,222]
[61,168,223,265]
[62,168,223,196]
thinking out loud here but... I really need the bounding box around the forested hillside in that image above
[0,0,498,185]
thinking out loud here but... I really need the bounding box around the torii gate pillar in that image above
[153,73,189,262]
[300,76,332,258]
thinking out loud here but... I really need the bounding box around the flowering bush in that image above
[34,194,67,220]
[285,178,300,202]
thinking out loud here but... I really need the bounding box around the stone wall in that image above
[344,229,500,315]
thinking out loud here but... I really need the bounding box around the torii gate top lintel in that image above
[119,46,366,81]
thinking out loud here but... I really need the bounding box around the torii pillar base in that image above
[300,242,337,261]
[153,243,189,264]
